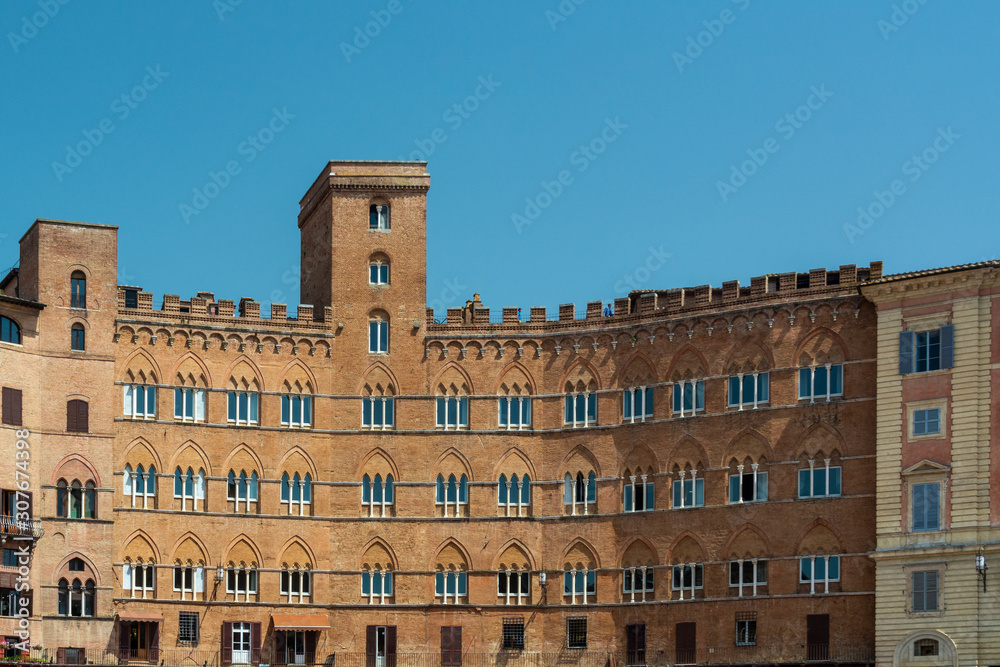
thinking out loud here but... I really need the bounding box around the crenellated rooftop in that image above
[425,262,882,335]
[115,286,335,334]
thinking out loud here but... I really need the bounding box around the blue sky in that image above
[1,1,997,316]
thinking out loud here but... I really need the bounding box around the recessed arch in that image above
[430,361,476,396]
[667,436,709,472]
[493,447,537,481]
[277,446,318,479]
[793,518,847,554]
[617,536,659,567]
[167,352,213,388]
[892,630,957,667]
[221,443,264,477]
[168,532,211,566]
[722,523,773,559]
[791,421,849,459]
[355,447,400,481]
[492,538,536,571]
[52,552,102,586]
[492,360,537,394]
[431,538,473,570]
[560,538,601,570]
[558,357,603,392]
[793,326,850,366]
[223,534,263,567]
[50,454,102,487]
[223,355,265,392]
[614,351,658,387]
[168,440,213,477]
[664,344,709,381]
[666,531,709,564]
[434,447,474,481]
[120,438,163,472]
[561,444,602,478]
[357,360,400,395]
[722,428,774,468]
[359,537,399,570]
[120,348,162,384]
[619,441,659,476]
[277,358,318,394]
[119,529,162,563]
[276,536,317,570]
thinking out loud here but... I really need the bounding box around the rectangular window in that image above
[728,470,768,503]
[226,392,259,426]
[436,397,469,430]
[498,396,531,430]
[173,388,206,423]
[672,380,704,416]
[912,482,941,532]
[123,384,156,419]
[727,372,769,409]
[624,476,654,512]
[671,564,702,600]
[1,388,22,426]
[899,325,954,374]
[434,571,468,603]
[622,387,654,423]
[369,320,389,353]
[729,560,767,595]
[564,393,597,427]
[672,477,705,509]
[71,277,86,309]
[913,408,941,436]
[281,394,312,427]
[566,618,587,649]
[735,612,757,646]
[912,570,939,612]
[362,397,394,430]
[502,617,525,651]
[798,463,842,498]
[497,571,530,605]
[798,365,844,401]
[800,556,840,594]
[361,570,394,604]
[178,611,199,643]
[563,569,596,603]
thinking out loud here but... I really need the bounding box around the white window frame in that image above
[281,472,312,517]
[729,559,767,598]
[671,564,703,601]
[227,471,259,513]
[362,473,394,518]
[173,565,205,601]
[798,364,843,402]
[123,384,156,419]
[281,394,312,428]
[498,395,531,430]
[225,567,258,602]
[672,380,705,417]
[124,464,156,509]
[362,396,394,430]
[280,569,311,604]
[173,467,206,511]
[672,471,704,509]
[563,568,596,605]
[435,570,468,605]
[622,565,655,603]
[798,459,842,498]
[564,472,596,516]
[124,562,155,600]
[370,204,389,231]
[369,319,389,354]
[227,391,259,426]
[728,464,768,504]
[362,569,393,604]
[799,555,840,595]
[727,372,769,410]
[173,387,206,422]
[369,261,389,285]
[436,396,469,430]
[498,474,530,517]
[623,474,653,513]
[564,392,597,428]
[436,474,469,517]
[497,569,530,606]
[622,386,653,423]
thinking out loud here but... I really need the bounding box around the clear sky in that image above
[1,1,997,317]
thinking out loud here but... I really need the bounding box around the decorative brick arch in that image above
[493,447,537,481]
[222,355,265,392]
[667,436,708,472]
[277,446,318,479]
[665,344,709,381]
[722,338,775,375]
[431,361,475,396]
[276,536,317,569]
[492,538,536,571]
[119,529,162,563]
[222,443,264,476]
[356,447,400,481]
[722,523,774,559]
[793,518,847,554]
[359,537,399,570]
[617,536,659,567]
[561,444,602,478]
[168,532,211,566]
[223,534,263,567]
[167,351,213,388]
[357,360,400,395]
[434,447,474,481]
[277,358,318,394]
[120,437,163,471]
[50,454,101,486]
[169,440,212,476]
[722,428,774,467]
[558,357,603,392]
[431,538,473,570]
[121,347,161,384]
[666,531,709,564]
[560,538,601,570]
[613,351,658,387]
[492,360,537,394]
[792,326,850,366]
[52,552,102,586]
[620,441,659,476]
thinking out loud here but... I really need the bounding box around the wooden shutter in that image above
[79,401,89,432]
[251,622,262,663]
[305,631,317,666]
[899,331,915,374]
[806,614,830,660]
[441,626,462,666]
[386,626,397,667]
[67,401,77,432]
[940,324,954,369]
[1,387,11,424]
[221,621,232,665]
[148,624,160,663]
[119,621,131,662]
[676,622,696,664]
[57,649,66,665]
[11,388,21,426]
[366,626,377,667]
[926,571,938,610]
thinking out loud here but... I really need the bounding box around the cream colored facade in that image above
[863,263,1000,667]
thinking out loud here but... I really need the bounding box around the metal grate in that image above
[502,616,525,650]
[178,611,199,643]
[736,611,757,646]
[567,617,588,649]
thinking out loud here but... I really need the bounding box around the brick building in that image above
[0,161,901,665]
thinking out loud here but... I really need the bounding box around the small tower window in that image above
[71,324,86,351]
[369,260,389,285]
[70,271,86,309]
[369,203,390,230]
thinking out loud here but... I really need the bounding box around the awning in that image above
[117,612,163,622]
[271,614,329,630]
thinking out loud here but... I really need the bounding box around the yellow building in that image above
[862,262,1000,667]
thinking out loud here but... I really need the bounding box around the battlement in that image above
[425,262,881,333]
[115,286,334,333]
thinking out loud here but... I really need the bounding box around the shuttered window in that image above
[66,400,88,433]
[912,482,940,532]
[912,571,939,612]
[1,388,22,426]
